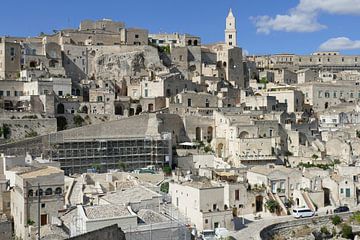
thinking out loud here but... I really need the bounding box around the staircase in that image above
[302,191,316,211]
[267,191,287,216]
[274,194,288,216]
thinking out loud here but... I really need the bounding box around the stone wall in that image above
[0,118,57,141]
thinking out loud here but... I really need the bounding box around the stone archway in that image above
[195,127,202,141]
[207,126,213,142]
[135,105,142,115]
[57,103,65,114]
[239,131,250,139]
[81,105,88,114]
[217,143,224,157]
[114,104,123,115]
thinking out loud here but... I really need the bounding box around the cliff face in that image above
[90,45,165,80]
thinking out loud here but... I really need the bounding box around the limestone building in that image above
[11,166,64,239]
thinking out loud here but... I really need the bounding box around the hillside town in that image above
[1,7,360,240]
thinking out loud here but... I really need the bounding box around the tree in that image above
[265,199,279,213]
[341,224,353,239]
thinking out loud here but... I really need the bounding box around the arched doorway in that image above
[81,106,88,114]
[29,61,37,68]
[148,103,154,112]
[195,127,202,141]
[75,89,81,96]
[217,143,224,157]
[57,103,65,114]
[135,105,142,115]
[324,188,331,206]
[239,131,250,139]
[193,40,198,46]
[207,126,213,142]
[255,196,263,212]
[129,108,135,116]
[114,104,123,115]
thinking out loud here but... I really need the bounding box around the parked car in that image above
[292,207,315,218]
[334,206,349,213]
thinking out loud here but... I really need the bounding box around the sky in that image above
[1,0,360,55]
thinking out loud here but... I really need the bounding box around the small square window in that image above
[41,203,45,208]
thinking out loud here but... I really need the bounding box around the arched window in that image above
[28,189,34,197]
[188,40,192,46]
[55,187,62,195]
[194,40,198,46]
[35,189,43,196]
[45,188,53,196]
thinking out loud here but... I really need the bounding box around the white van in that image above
[292,208,315,218]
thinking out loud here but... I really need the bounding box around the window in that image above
[135,34,139,39]
[229,42,232,46]
[55,187,62,195]
[58,91,63,96]
[6,91,10,96]
[318,91,322,98]
[205,219,208,224]
[41,203,46,208]
[346,188,351,197]
[187,98,192,107]
[333,91,337,98]
[144,89,148,97]
[213,204,217,210]
[45,188,52,195]
[229,34,232,39]
[235,190,239,201]
[325,92,330,98]
[28,190,34,197]
[10,47,15,56]
[340,188,344,194]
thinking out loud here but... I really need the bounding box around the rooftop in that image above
[101,185,161,205]
[83,204,132,219]
[18,166,63,179]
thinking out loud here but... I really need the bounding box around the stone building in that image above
[11,166,64,239]
[0,37,21,80]
[169,181,233,231]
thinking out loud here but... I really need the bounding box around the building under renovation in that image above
[0,113,188,174]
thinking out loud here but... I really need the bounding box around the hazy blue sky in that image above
[1,0,360,55]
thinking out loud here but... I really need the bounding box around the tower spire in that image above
[225,9,237,47]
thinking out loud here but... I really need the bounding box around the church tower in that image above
[225,8,237,47]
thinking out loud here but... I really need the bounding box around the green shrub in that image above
[163,165,172,175]
[331,215,342,225]
[160,182,169,193]
[341,224,353,239]
[320,226,329,235]
[265,199,279,213]
[73,115,85,127]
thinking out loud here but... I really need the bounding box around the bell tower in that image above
[225,8,237,47]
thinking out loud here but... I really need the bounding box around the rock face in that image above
[90,46,165,80]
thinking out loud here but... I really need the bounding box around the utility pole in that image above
[37,183,41,240]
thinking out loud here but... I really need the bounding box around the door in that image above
[41,214,47,226]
